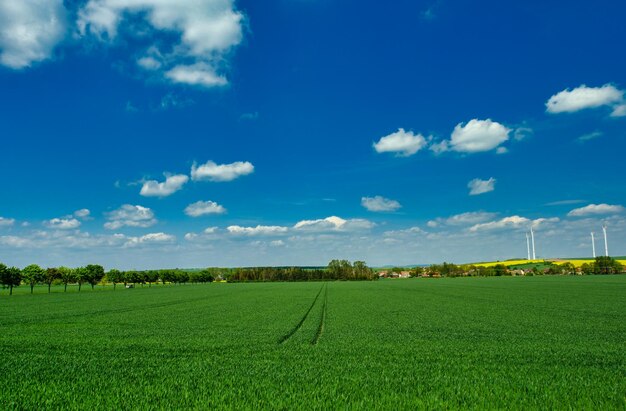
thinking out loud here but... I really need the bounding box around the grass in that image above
[1,277,625,409]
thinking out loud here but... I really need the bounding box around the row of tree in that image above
[579,257,624,274]
[0,264,107,295]
[227,260,376,282]
[3,258,620,295]
[0,260,376,295]
[0,264,217,295]
[401,257,624,278]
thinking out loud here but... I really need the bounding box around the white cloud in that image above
[165,63,228,87]
[124,232,175,247]
[496,147,508,154]
[270,240,285,247]
[140,174,189,197]
[0,235,31,247]
[0,217,15,227]
[191,160,254,182]
[567,203,625,217]
[611,104,626,117]
[137,56,161,70]
[184,226,219,242]
[104,204,156,229]
[45,218,81,230]
[447,119,510,153]
[294,216,374,232]
[0,0,67,69]
[373,128,427,157]
[428,211,498,227]
[531,217,560,228]
[383,226,427,237]
[468,177,496,196]
[546,84,624,114]
[577,131,603,143]
[469,215,530,232]
[469,216,559,232]
[429,140,449,154]
[546,199,585,206]
[74,209,91,219]
[159,92,194,110]
[513,127,533,141]
[227,225,289,236]
[77,0,243,87]
[361,196,401,212]
[184,232,198,241]
[184,200,226,217]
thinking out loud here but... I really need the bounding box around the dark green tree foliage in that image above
[144,271,159,287]
[197,269,215,283]
[592,256,623,274]
[22,264,45,294]
[580,263,594,275]
[427,263,512,277]
[125,271,142,286]
[228,261,376,282]
[74,267,88,292]
[160,270,176,285]
[0,264,22,295]
[44,267,60,293]
[545,262,577,275]
[84,265,105,290]
[106,269,123,290]
[58,267,76,292]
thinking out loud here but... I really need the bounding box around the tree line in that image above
[0,264,217,295]
[228,260,376,282]
[0,260,376,295]
[393,256,624,278]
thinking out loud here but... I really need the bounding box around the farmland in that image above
[472,258,626,268]
[1,276,625,409]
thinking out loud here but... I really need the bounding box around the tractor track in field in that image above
[278,283,326,344]
[310,285,327,345]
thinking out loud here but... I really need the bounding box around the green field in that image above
[1,277,625,409]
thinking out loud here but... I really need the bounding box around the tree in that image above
[0,264,22,295]
[328,259,352,280]
[125,270,141,286]
[490,264,508,276]
[58,266,76,292]
[177,271,190,285]
[22,264,45,294]
[411,266,424,277]
[145,270,159,287]
[592,256,623,274]
[84,264,105,290]
[353,261,374,280]
[580,263,594,275]
[561,262,577,275]
[106,269,123,290]
[74,267,87,292]
[44,267,60,293]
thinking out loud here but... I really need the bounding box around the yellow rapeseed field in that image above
[471,259,626,268]
[472,260,542,267]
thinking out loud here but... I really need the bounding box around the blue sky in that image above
[1,0,625,269]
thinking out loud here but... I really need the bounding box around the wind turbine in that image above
[602,224,608,257]
[526,232,531,260]
[530,226,536,260]
[591,232,596,258]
